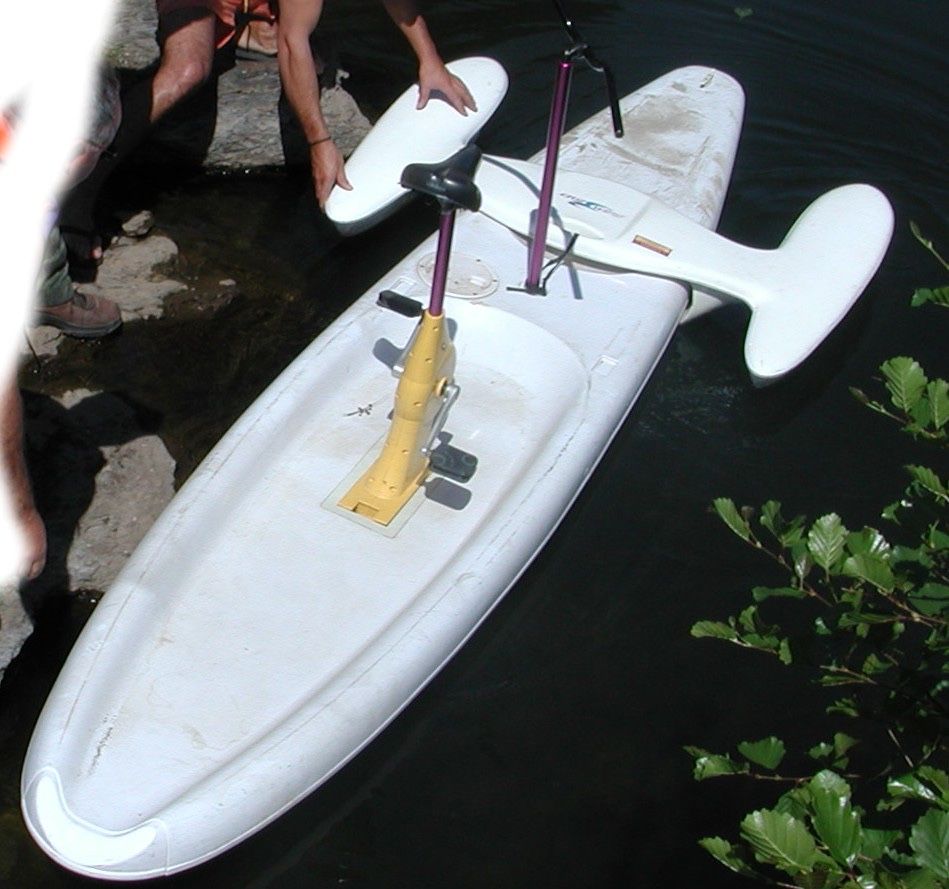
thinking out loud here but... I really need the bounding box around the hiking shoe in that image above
[35,290,122,338]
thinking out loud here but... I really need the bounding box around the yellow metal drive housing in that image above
[338,310,455,524]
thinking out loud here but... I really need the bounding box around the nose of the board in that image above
[22,769,169,879]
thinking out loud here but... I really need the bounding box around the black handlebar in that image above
[551,0,624,138]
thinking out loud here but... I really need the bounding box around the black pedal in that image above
[429,442,478,483]
[378,291,423,317]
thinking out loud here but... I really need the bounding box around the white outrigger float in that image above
[22,4,893,879]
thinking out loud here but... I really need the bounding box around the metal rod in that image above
[428,209,456,317]
[525,57,573,293]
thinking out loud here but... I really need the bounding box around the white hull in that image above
[22,66,743,879]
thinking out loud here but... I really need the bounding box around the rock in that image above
[23,327,63,362]
[0,582,32,683]
[2,386,177,675]
[56,389,176,592]
[23,389,176,602]
[80,232,187,321]
[121,210,154,238]
[105,0,160,70]
[106,0,371,170]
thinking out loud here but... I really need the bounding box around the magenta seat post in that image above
[427,209,456,317]
[525,57,574,293]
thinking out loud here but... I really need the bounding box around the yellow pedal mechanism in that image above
[338,310,456,525]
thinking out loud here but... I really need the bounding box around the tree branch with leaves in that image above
[687,228,948,888]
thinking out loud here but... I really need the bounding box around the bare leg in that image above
[150,11,217,123]
[57,11,218,264]
[1,382,46,580]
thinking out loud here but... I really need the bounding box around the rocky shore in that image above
[1,0,371,676]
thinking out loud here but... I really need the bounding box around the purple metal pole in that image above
[428,209,456,317]
[525,58,573,292]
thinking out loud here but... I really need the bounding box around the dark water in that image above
[2,0,947,886]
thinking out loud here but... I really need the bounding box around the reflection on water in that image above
[2,0,946,886]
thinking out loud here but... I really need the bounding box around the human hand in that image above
[416,63,477,115]
[310,138,352,209]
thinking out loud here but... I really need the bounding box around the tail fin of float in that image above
[474,158,894,384]
[740,184,894,385]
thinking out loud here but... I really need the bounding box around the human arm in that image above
[380,0,476,113]
[276,0,352,208]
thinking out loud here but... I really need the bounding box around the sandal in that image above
[235,17,278,60]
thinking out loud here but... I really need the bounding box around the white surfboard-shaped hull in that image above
[22,65,744,879]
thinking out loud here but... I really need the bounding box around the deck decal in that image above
[560,192,623,218]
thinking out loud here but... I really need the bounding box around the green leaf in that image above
[883,357,928,412]
[906,465,947,499]
[808,771,861,866]
[893,544,934,568]
[881,499,903,522]
[742,632,782,653]
[926,379,949,430]
[838,610,896,628]
[909,809,949,879]
[916,768,949,805]
[775,787,812,822]
[904,868,943,889]
[911,285,949,308]
[809,514,848,572]
[888,774,940,806]
[843,553,896,592]
[792,542,814,582]
[752,585,807,602]
[908,583,949,617]
[760,500,806,546]
[778,637,793,665]
[847,527,892,559]
[738,736,786,769]
[929,526,949,550]
[860,827,902,860]
[889,769,949,813]
[834,733,859,759]
[827,697,859,718]
[910,390,935,429]
[862,653,894,676]
[760,500,783,535]
[810,770,852,799]
[698,836,758,876]
[714,497,753,541]
[738,605,760,634]
[740,809,820,874]
[688,750,748,780]
[690,620,739,641]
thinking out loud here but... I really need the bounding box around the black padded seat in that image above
[400,143,483,213]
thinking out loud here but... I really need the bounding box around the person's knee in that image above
[171,56,213,94]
